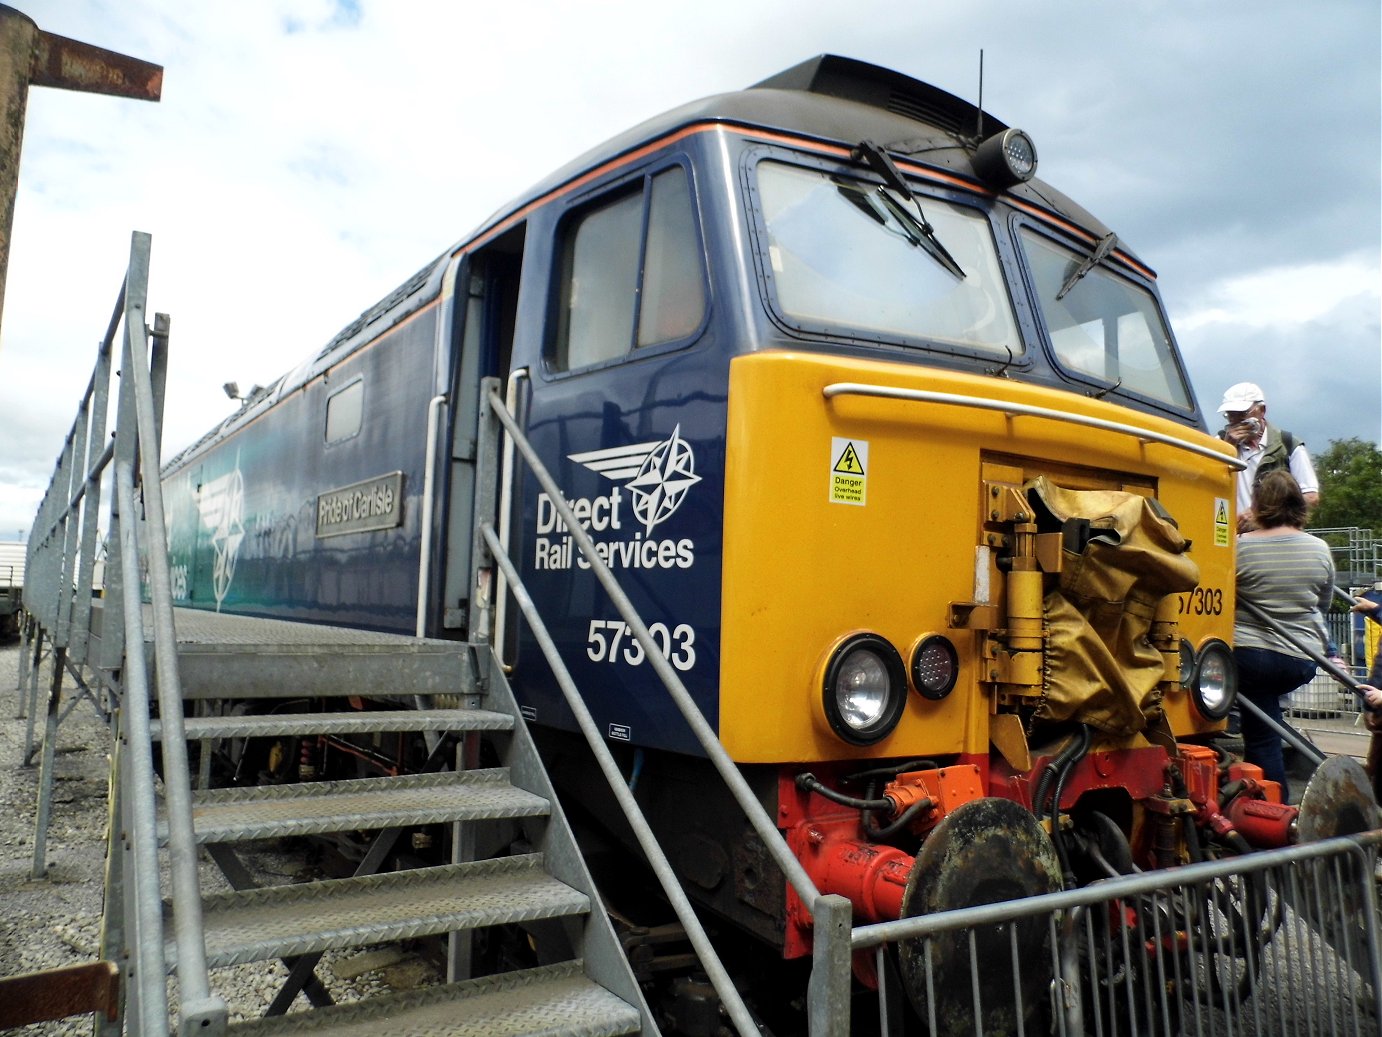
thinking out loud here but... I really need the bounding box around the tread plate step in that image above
[154,707,513,741]
[168,854,587,969]
[162,769,547,844]
[225,960,641,1037]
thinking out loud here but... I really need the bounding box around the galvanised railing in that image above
[23,231,226,1035]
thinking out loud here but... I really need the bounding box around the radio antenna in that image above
[976,49,984,140]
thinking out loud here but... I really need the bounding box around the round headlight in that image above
[1178,638,1196,687]
[823,634,907,745]
[1191,639,1237,721]
[972,128,1038,188]
[911,635,959,700]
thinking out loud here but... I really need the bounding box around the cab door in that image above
[505,157,726,755]
[438,227,525,634]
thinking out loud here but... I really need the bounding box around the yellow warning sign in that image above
[833,442,865,475]
[830,437,868,506]
[1213,497,1230,547]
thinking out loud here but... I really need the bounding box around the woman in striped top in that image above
[1234,470,1334,799]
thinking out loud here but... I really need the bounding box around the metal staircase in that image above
[140,627,649,1035]
[20,233,654,1035]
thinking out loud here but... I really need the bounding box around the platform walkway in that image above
[92,603,477,702]
[1291,712,1373,763]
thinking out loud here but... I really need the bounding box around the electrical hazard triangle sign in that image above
[830,437,868,506]
[1213,496,1231,546]
[833,442,865,475]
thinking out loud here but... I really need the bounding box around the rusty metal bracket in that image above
[0,960,119,1027]
[0,5,162,338]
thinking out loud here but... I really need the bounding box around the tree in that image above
[1309,438,1382,536]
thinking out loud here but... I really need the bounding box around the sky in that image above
[0,0,1378,540]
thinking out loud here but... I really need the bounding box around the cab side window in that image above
[553,164,705,371]
[325,379,363,444]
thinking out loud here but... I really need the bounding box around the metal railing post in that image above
[15,608,31,707]
[119,231,225,1034]
[71,342,114,665]
[101,294,138,676]
[112,465,171,1031]
[415,391,448,637]
[808,894,853,1037]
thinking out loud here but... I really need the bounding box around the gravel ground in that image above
[0,636,438,1034]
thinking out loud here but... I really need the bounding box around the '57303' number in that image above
[587,619,696,672]
[1179,587,1224,616]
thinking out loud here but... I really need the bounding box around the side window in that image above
[553,164,705,371]
[325,379,363,444]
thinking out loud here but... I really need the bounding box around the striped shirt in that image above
[1234,531,1334,659]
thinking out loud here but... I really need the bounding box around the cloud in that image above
[1178,255,1380,332]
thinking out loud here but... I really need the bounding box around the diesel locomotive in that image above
[156,54,1334,1025]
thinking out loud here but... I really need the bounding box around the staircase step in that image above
[225,960,641,1036]
[163,769,548,844]
[151,608,480,701]
[167,854,588,969]
[154,707,513,741]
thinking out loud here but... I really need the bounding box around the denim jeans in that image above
[1233,646,1317,799]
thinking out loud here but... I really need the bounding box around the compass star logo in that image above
[626,426,701,534]
[196,461,245,612]
[568,425,701,533]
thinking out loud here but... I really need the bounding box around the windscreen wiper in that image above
[1056,232,1119,300]
[853,140,966,280]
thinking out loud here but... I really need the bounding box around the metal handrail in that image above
[481,385,853,1034]
[823,382,1247,470]
[112,465,172,1026]
[116,237,225,1032]
[852,829,1382,1033]
[851,829,1380,950]
[22,232,225,1035]
[484,385,822,906]
[415,392,448,636]
[1238,597,1372,706]
[1233,593,1376,769]
[480,522,759,1037]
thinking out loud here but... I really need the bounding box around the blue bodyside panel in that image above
[162,309,439,632]
[512,346,730,757]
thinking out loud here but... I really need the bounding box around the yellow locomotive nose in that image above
[719,351,1239,766]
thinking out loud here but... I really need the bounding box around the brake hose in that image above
[794,772,893,811]
[1047,725,1092,884]
[1033,725,1090,820]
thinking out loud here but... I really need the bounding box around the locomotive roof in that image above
[165,55,1135,472]
[471,54,1122,262]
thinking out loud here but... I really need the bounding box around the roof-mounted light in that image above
[972,128,1038,188]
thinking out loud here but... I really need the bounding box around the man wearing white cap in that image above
[1217,381,1319,532]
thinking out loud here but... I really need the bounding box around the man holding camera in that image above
[1217,381,1320,533]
